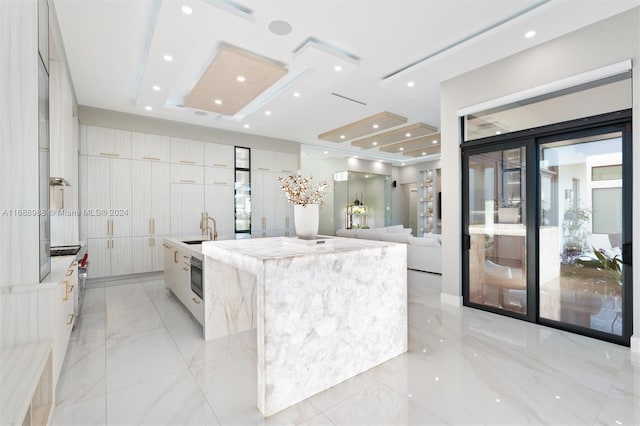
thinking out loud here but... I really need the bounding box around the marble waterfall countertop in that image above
[202,236,408,417]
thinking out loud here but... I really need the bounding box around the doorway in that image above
[462,113,633,345]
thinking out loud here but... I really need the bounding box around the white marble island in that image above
[202,236,407,417]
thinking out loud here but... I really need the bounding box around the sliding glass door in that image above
[465,144,530,316]
[538,128,630,338]
[463,114,632,345]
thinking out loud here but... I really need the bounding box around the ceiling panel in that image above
[351,123,438,149]
[184,45,288,115]
[318,111,407,142]
[403,145,442,157]
[379,133,441,153]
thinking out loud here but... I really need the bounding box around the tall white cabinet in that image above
[251,149,297,238]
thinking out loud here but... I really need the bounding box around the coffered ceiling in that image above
[52,0,638,165]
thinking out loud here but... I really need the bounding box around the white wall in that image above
[440,7,640,350]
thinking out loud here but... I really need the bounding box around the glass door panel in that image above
[539,132,625,336]
[467,147,528,315]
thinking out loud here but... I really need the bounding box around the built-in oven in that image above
[190,256,203,299]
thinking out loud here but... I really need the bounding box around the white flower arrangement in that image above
[277,170,329,207]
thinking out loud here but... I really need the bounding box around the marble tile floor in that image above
[52,270,639,425]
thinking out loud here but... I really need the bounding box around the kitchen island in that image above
[202,236,407,417]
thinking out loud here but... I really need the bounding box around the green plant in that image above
[562,205,590,261]
[575,247,623,284]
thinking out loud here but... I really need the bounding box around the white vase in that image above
[294,204,319,239]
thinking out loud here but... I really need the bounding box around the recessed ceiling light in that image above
[376,161,381,164]
[194,110,207,116]
[373,124,379,129]
[152,85,161,91]
[214,99,222,105]
[334,65,342,72]
[496,131,502,135]
[243,124,250,129]
[269,20,292,36]
[365,174,369,178]
[181,5,192,15]
[265,110,271,116]
[421,152,426,156]
[163,54,173,62]
[401,162,405,166]
[340,135,346,139]
[525,30,536,38]
[236,75,246,83]
[432,140,438,144]
[323,150,328,154]
[405,133,411,137]
[399,147,404,151]
[407,81,415,87]
[293,92,300,97]
[353,155,358,159]
[145,105,152,111]
[372,142,378,146]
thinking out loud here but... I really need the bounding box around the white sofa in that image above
[336,225,442,274]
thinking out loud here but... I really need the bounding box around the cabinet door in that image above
[131,132,170,161]
[131,160,153,236]
[86,156,111,238]
[163,242,175,291]
[110,237,132,276]
[170,183,204,237]
[88,238,111,278]
[151,162,171,235]
[252,149,275,171]
[85,126,131,158]
[204,143,234,168]
[205,184,234,239]
[110,158,132,237]
[251,171,265,233]
[277,153,298,174]
[151,236,165,271]
[130,236,153,274]
[170,163,204,184]
[204,167,233,185]
[262,172,278,231]
[170,137,204,165]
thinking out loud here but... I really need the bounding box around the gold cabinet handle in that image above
[152,219,155,234]
[143,156,160,161]
[192,297,200,304]
[285,216,289,228]
[63,281,74,301]
[149,218,153,234]
[258,167,269,171]
[182,267,189,271]
[213,163,227,167]
[163,243,170,249]
[180,160,196,164]
[66,314,75,325]
[174,251,178,263]
[60,188,65,209]
[99,152,120,157]
[183,255,189,259]
[183,261,190,266]
[111,219,115,235]
[65,269,73,276]
[180,180,196,183]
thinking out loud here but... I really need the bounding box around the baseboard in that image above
[86,271,164,288]
[440,292,463,307]
[631,335,640,353]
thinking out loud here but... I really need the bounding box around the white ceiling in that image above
[52,0,639,165]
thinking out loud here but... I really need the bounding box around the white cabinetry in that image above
[86,156,131,238]
[170,183,204,237]
[131,160,170,236]
[131,236,163,274]
[131,132,170,162]
[205,184,235,238]
[251,170,293,237]
[170,137,204,165]
[82,125,131,158]
[88,237,132,278]
[170,163,204,184]
[204,143,234,168]
[163,240,203,326]
[53,264,76,385]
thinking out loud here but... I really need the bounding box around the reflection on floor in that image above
[52,271,639,425]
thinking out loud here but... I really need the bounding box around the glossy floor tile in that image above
[52,273,639,425]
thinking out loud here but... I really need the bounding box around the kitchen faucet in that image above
[199,213,218,241]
